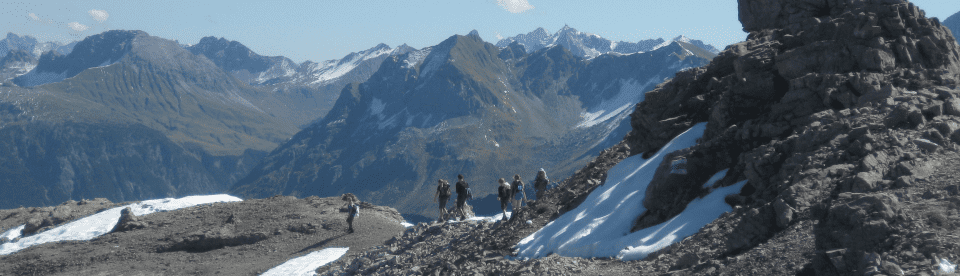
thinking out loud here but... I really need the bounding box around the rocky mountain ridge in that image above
[495,25,721,59]
[188,37,414,126]
[0,32,76,60]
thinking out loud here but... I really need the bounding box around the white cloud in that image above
[28,13,40,21]
[497,0,534,13]
[88,9,109,22]
[68,22,89,32]
[496,32,504,40]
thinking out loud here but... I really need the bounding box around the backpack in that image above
[349,204,359,218]
[439,182,452,197]
[466,188,473,200]
[456,180,469,197]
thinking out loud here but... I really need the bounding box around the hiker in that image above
[534,169,549,200]
[454,174,471,221]
[342,193,360,233]
[511,174,527,211]
[433,179,451,221]
[497,178,512,220]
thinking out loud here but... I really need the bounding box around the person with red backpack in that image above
[433,179,451,221]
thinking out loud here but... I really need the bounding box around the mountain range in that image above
[186,37,414,127]
[495,25,721,59]
[0,33,76,82]
[231,30,716,217]
[0,26,719,217]
[0,30,295,207]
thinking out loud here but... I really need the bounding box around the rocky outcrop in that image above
[110,207,145,233]
[572,0,960,274]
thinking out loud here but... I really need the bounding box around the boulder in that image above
[111,207,146,233]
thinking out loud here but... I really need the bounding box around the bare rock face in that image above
[583,0,960,274]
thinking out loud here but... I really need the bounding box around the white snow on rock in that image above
[514,123,748,260]
[577,76,662,128]
[0,224,24,241]
[261,247,349,276]
[0,194,241,255]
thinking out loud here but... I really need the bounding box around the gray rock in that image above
[773,198,795,228]
[915,139,940,151]
[853,172,882,193]
[111,207,145,233]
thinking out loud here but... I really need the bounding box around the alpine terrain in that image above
[231,30,717,218]
[0,30,298,208]
[495,25,721,59]
[2,0,960,275]
[187,37,415,127]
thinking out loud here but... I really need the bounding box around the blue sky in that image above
[1,0,957,63]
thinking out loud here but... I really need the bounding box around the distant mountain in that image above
[0,33,76,59]
[944,11,960,45]
[496,26,720,59]
[231,32,714,217]
[0,30,299,208]
[188,38,414,126]
[0,49,36,81]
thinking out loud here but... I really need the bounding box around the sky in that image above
[1,0,958,64]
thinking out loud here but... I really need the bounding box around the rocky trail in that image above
[0,196,407,276]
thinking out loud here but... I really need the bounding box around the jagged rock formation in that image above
[496,26,721,59]
[0,49,36,81]
[543,0,960,274]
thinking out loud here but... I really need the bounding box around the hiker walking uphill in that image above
[342,193,360,233]
[534,169,549,200]
[511,174,527,210]
[433,179,451,221]
[454,174,472,221]
[497,178,512,220]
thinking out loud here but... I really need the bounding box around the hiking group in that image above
[435,169,550,222]
[341,169,551,232]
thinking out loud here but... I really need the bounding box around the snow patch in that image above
[369,98,386,116]
[1,225,24,242]
[0,194,241,255]
[515,123,747,261]
[404,47,431,69]
[576,78,651,128]
[261,247,349,276]
[419,48,448,78]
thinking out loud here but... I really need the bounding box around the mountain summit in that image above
[496,26,720,59]
[188,37,413,126]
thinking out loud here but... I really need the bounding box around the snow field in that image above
[261,247,349,276]
[0,194,241,255]
[514,122,748,261]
